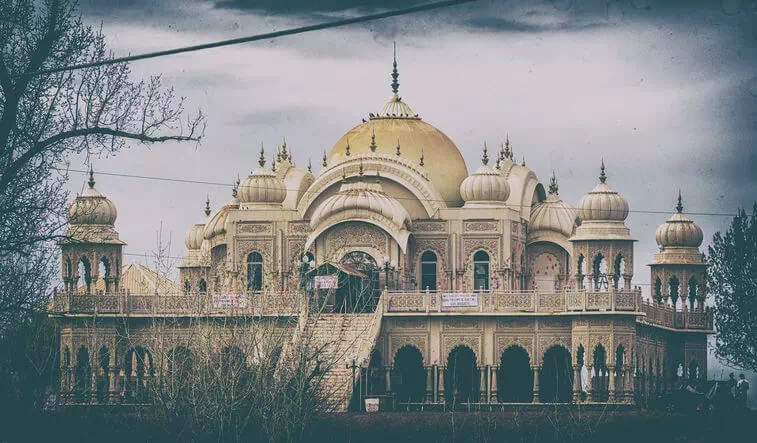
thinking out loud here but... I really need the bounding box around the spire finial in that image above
[369,129,377,152]
[345,140,351,157]
[281,138,288,161]
[419,146,425,167]
[322,151,328,167]
[87,164,95,188]
[499,143,505,162]
[232,176,239,199]
[375,169,381,184]
[276,145,282,162]
[391,41,400,95]
[482,142,489,165]
[495,157,501,170]
[258,144,266,167]
[504,134,511,159]
[549,170,559,195]
[307,158,312,173]
[521,156,526,167]
[676,189,683,213]
[359,160,364,177]
[204,196,211,217]
[271,154,277,172]
[396,138,401,156]
[599,158,607,184]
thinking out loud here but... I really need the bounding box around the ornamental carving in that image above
[389,318,427,330]
[464,221,498,233]
[325,223,386,260]
[237,223,272,235]
[443,318,481,330]
[414,237,448,271]
[538,318,570,330]
[462,237,499,269]
[442,335,481,360]
[413,221,447,233]
[236,239,274,270]
[389,334,428,362]
[538,335,572,361]
[495,335,534,360]
[496,318,534,330]
[589,318,612,329]
[286,238,307,271]
[288,222,311,236]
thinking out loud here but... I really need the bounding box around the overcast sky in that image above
[69,0,757,289]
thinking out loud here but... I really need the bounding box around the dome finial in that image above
[232,176,239,199]
[391,41,400,95]
[322,150,327,167]
[599,158,607,184]
[419,145,425,167]
[271,154,277,172]
[345,139,351,157]
[276,145,282,162]
[359,159,364,178]
[504,134,511,159]
[375,169,381,184]
[369,129,377,152]
[495,157,501,169]
[281,137,288,161]
[258,144,266,167]
[521,156,526,167]
[482,142,489,165]
[676,189,683,213]
[396,138,401,156]
[549,171,559,195]
[307,158,312,173]
[87,164,95,189]
[204,196,211,217]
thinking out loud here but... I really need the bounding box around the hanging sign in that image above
[212,292,248,309]
[314,275,338,289]
[441,292,478,307]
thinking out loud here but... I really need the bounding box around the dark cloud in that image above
[214,0,430,15]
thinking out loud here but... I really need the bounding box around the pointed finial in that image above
[359,160,364,177]
[419,146,425,167]
[258,144,266,167]
[391,41,400,95]
[87,164,95,188]
[599,158,607,184]
[276,145,282,162]
[521,157,526,167]
[482,142,489,165]
[341,167,347,183]
[396,139,401,156]
[549,171,559,195]
[345,140,351,157]
[369,129,377,152]
[499,143,505,162]
[232,176,239,199]
[495,157,501,169]
[271,154,277,172]
[322,151,328,167]
[504,134,511,159]
[676,189,683,213]
[204,196,211,217]
[281,138,288,161]
[307,158,312,173]
[375,169,381,184]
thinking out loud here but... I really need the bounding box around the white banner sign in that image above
[212,293,248,309]
[314,275,338,289]
[441,292,478,307]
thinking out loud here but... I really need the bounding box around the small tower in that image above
[61,167,125,293]
[570,161,634,291]
[649,191,706,311]
[178,198,212,295]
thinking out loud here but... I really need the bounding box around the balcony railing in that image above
[639,300,713,330]
[384,288,642,314]
[51,290,302,317]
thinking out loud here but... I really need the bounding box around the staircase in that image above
[304,294,385,411]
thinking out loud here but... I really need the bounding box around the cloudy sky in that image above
[69,0,757,287]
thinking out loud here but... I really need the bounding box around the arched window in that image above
[420,251,437,291]
[247,252,263,292]
[654,278,662,303]
[669,276,680,305]
[183,280,191,295]
[613,254,624,289]
[592,253,608,291]
[688,277,698,310]
[79,257,92,293]
[473,250,489,291]
[197,279,207,294]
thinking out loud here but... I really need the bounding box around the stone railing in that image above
[51,290,302,317]
[639,300,713,330]
[385,288,643,314]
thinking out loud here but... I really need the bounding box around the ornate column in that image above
[479,366,487,402]
[438,367,445,403]
[608,366,616,402]
[532,366,540,403]
[490,366,498,403]
[425,366,433,403]
[384,366,392,396]
[573,365,582,402]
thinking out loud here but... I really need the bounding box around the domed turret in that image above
[655,191,703,248]
[528,173,577,244]
[459,144,510,207]
[577,160,629,222]
[238,145,286,206]
[68,166,118,226]
[185,198,210,251]
[203,178,241,245]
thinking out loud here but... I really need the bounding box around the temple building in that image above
[52,51,713,410]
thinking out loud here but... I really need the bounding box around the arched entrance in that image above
[497,345,533,402]
[393,345,425,403]
[310,251,380,313]
[125,346,153,401]
[75,346,91,402]
[445,345,479,407]
[592,344,609,402]
[540,345,573,403]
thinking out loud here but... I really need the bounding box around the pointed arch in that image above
[393,345,425,403]
[498,345,533,402]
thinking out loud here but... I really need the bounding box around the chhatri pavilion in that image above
[52,51,713,410]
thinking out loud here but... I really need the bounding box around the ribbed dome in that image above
[310,177,410,231]
[529,175,576,238]
[68,168,118,225]
[460,146,510,206]
[238,148,286,205]
[185,199,210,250]
[577,161,629,222]
[655,193,703,248]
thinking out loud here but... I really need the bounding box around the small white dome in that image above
[577,161,629,222]
[460,146,510,206]
[68,169,118,225]
[238,148,286,205]
[655,193,703,248]
[185,200,210,250]
[529,176,577,239]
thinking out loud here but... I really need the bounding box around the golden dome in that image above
[655,192,703,248]
[577,160,629,222]
[326,49,468,207]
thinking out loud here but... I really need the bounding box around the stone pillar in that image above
[587,365,594,402]
[109,366,118,402]
[573,365,582,402]
[608,366,616,402]
[425,366,433,403]
[438,367,445,403]
[490,366,498,403]
[532,366,540,403]
[479,366,487,402]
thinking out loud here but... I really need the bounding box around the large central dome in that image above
[326,50,468,207]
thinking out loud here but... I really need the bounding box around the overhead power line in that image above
[30,0,476,76]
[60,167,739,218]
